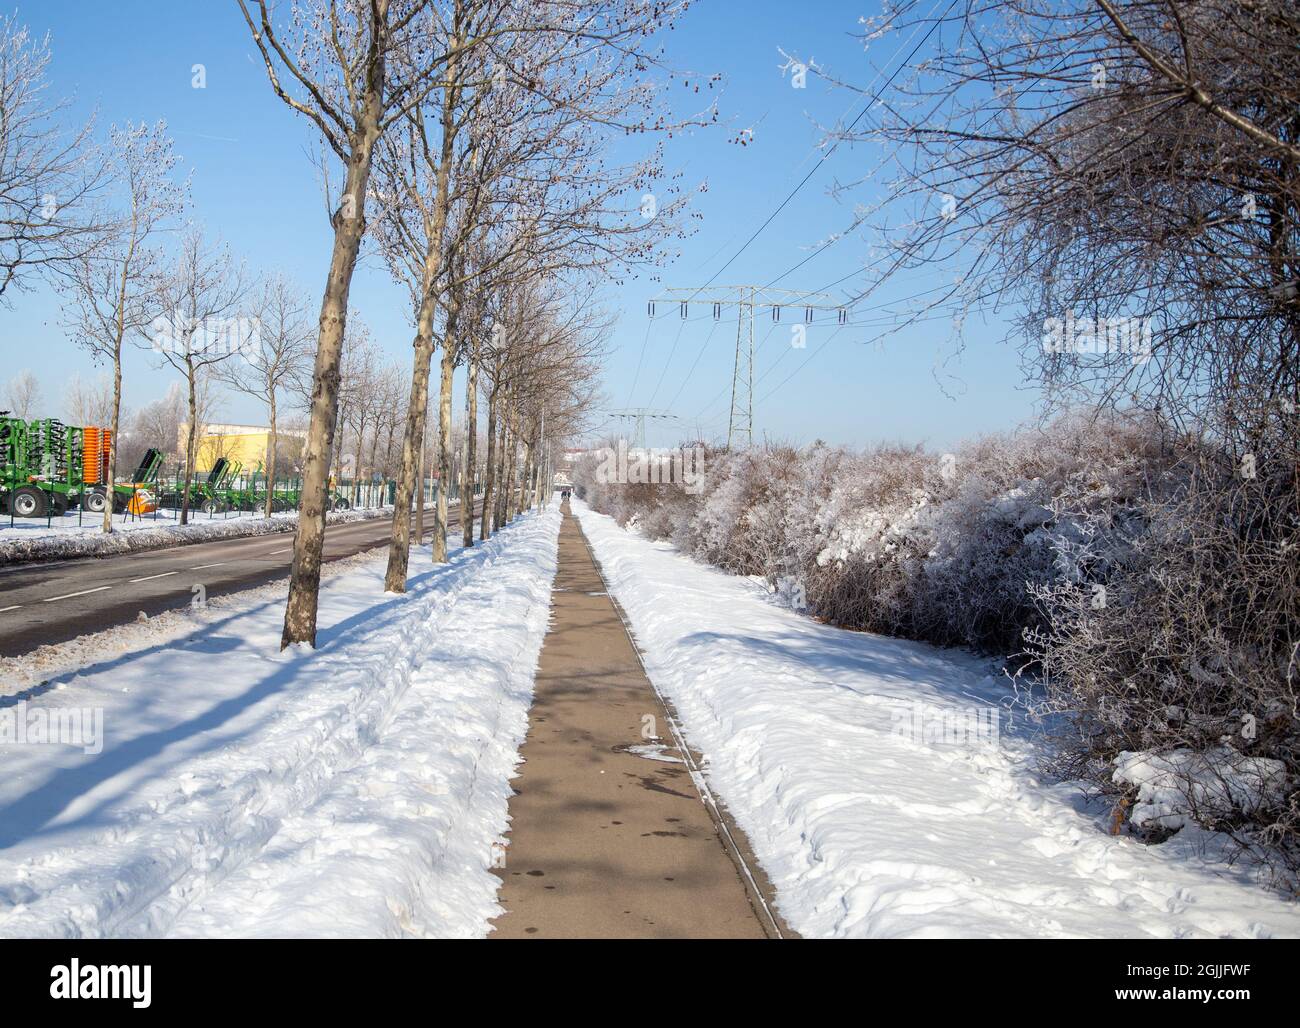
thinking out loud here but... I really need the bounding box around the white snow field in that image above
[572,499,1300,939]
[0,507,560,938]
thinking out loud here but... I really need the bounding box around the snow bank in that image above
[1114,748,1291,832]
[573,500,1300,939]
[0,506,399,566]
[0,507,559,938]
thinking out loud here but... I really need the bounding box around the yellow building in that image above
[179,424,305,473]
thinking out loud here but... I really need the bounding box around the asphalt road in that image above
[0,504,479,658]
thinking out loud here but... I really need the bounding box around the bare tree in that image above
[3,369,40,417]
[810,0,1300,854]
[63,373,119,428]
[215,273,314,516]
[0,13,110,301]
[812,0,1299,438]
[61,122,186,532]
[143,228,248,525]
[374,0,705,586]
[329,315,374,497]
[371,44,465,572]
[479,276,607,533]
[238,0,477,647]
[130,382,187,467]
[461,276,482,546]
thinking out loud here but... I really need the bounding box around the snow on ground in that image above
[572,499,1300,939]
[0,507,559,938]
[0,504,404,566]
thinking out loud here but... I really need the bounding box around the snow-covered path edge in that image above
[0,507,560,939]
[573,500,1300,939]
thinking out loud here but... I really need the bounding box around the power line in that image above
[600,408,677,450]
[666,320,720,411]
[646,316,689,408]
[654,287,846,446]
[757,325,848,403]
[683,0,962,301]
[763,11,1086,301]
[625,316,655,406]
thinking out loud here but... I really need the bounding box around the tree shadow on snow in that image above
[0,540,494,851]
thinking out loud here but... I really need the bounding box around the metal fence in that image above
[4,464,483,530]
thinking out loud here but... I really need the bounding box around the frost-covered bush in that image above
[575,412,1176,652]
[1026,444,1300,874]
[910,413,1173,653]
[573,411,1299,869]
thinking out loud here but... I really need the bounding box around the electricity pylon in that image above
[602,408,676,449]
[649,286,847,448]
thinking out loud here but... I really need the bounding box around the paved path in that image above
[490,504,772,939]
[0,504,479,657]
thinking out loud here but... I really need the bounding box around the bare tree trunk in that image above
[416,394,428,542]
[518,441,532,515]
[494,404,509,530]
[181,365,199,526]
[533,438,544,509]
[367,413,381,506]
[463,336,478,547]
[381,45,460,588]
[480,386,496,541]
[525,443,536,511]
[265,391,278,519]
[432,330,456,563]
[352,412,365,508]
[386,315,435,590]
[281,146,376,648]
[338,420,349,505]
[105,344,123,535]
[383,418,397,479]
[414,419,425,542]
[498,408,512,528]
[503,410,519,524]
[101,216,143,535]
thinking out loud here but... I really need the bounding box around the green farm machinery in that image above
[160,457,230,513]
[0,413,85,517]
[0,412,166,520]
[79,444,164,516]
[220,460,261,512]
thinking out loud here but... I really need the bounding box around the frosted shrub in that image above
[573,411,1297,867]
[574,412,1178,654]
[805,445,932,635]
[1026,449,1300,874]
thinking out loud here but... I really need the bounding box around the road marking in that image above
[43,586,112,603]
[190,563,226,570]
[269,548,290,555]
[129,571,180,584]
[0,605,21,613]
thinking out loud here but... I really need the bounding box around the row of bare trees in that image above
[240,0,706,647]
[4,1,702,647]
[1,15,330,529]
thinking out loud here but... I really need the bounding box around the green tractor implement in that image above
[0,414,86,518]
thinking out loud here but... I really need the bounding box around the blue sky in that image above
[3,1,1041,451]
